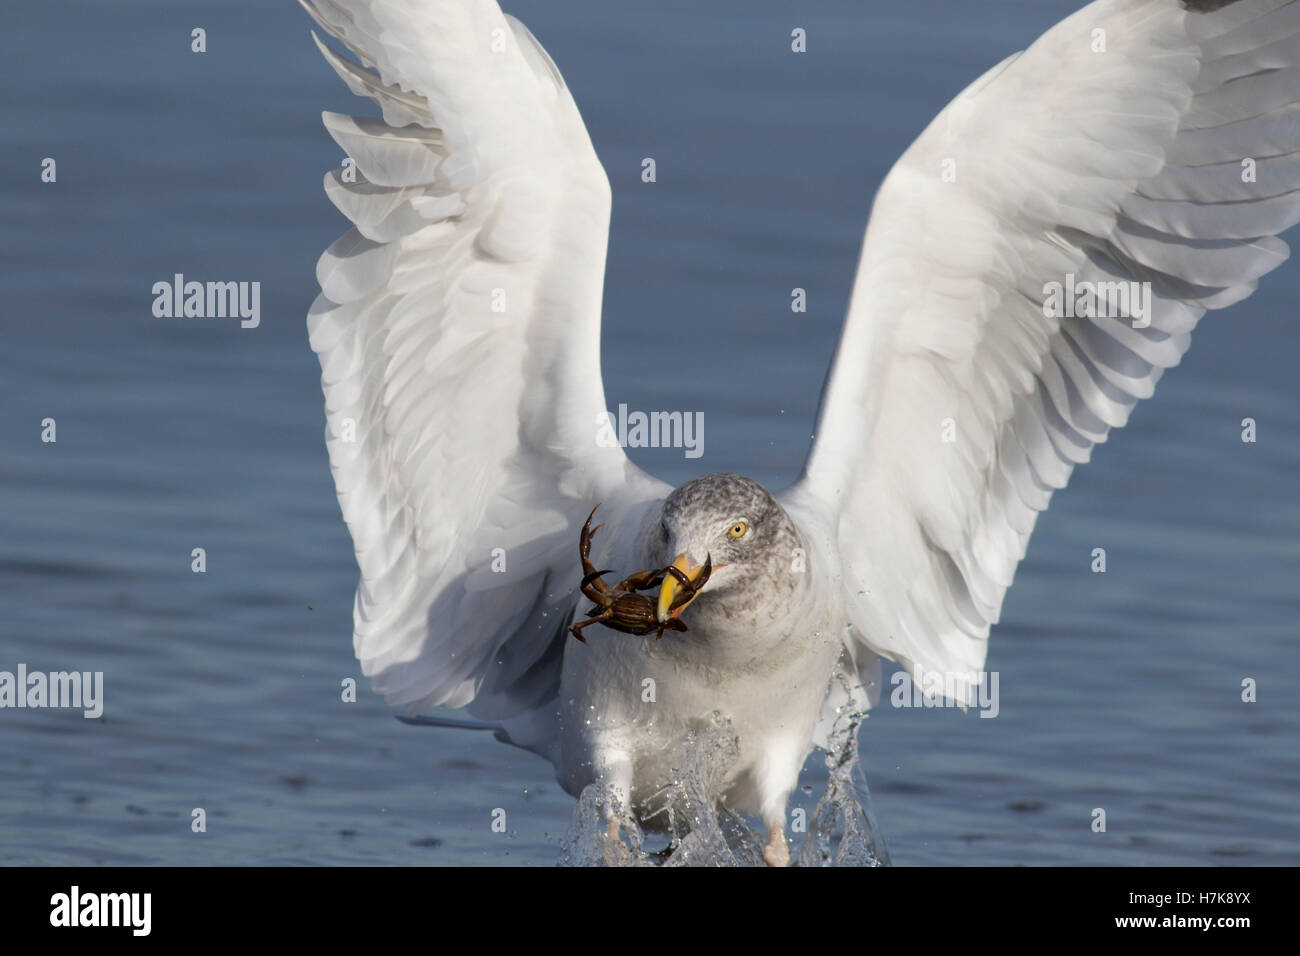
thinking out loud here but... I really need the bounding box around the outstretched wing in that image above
[784,0,1300,703]
[303,0,668,742]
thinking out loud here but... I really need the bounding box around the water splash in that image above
[793,708,892,867]
[559,711,890,867]
[556,779,648,867]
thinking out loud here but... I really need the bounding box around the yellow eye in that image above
[727,521,748,539]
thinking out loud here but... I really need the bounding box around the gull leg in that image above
[602,817,633,866]
[757,741,802,867]
[764,824,790,867]
[597,751,635,866]
[599,811,631,865]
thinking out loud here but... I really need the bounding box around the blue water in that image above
[1,0,1297,865]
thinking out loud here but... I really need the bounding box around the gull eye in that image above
[727,520,748,539]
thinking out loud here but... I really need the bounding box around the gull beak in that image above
[656,552,709,624]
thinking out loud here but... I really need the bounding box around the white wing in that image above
[784,0,1300,703]
[303,0,668,743]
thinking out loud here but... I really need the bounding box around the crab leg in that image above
[617,568,667,592]
[580,568,618,604]
[654,617,689,640]
[577,507,614,599]
[569,607,614,643]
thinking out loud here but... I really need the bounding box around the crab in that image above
[567,505,712,643]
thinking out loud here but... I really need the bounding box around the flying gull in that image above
[302,0,1300,865]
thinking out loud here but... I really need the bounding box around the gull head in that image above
[649,473,802,625]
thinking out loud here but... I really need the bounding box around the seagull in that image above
[303,0,1300,866]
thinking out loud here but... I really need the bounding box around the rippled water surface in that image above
[2,0,1298,865]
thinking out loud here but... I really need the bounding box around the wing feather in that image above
[784,0,1300,703]
[303,0,667,748]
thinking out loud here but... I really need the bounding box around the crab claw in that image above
[578,505,603,559]
[581,569,617,590]
[654,617,690,640]
[656,552,713,623]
